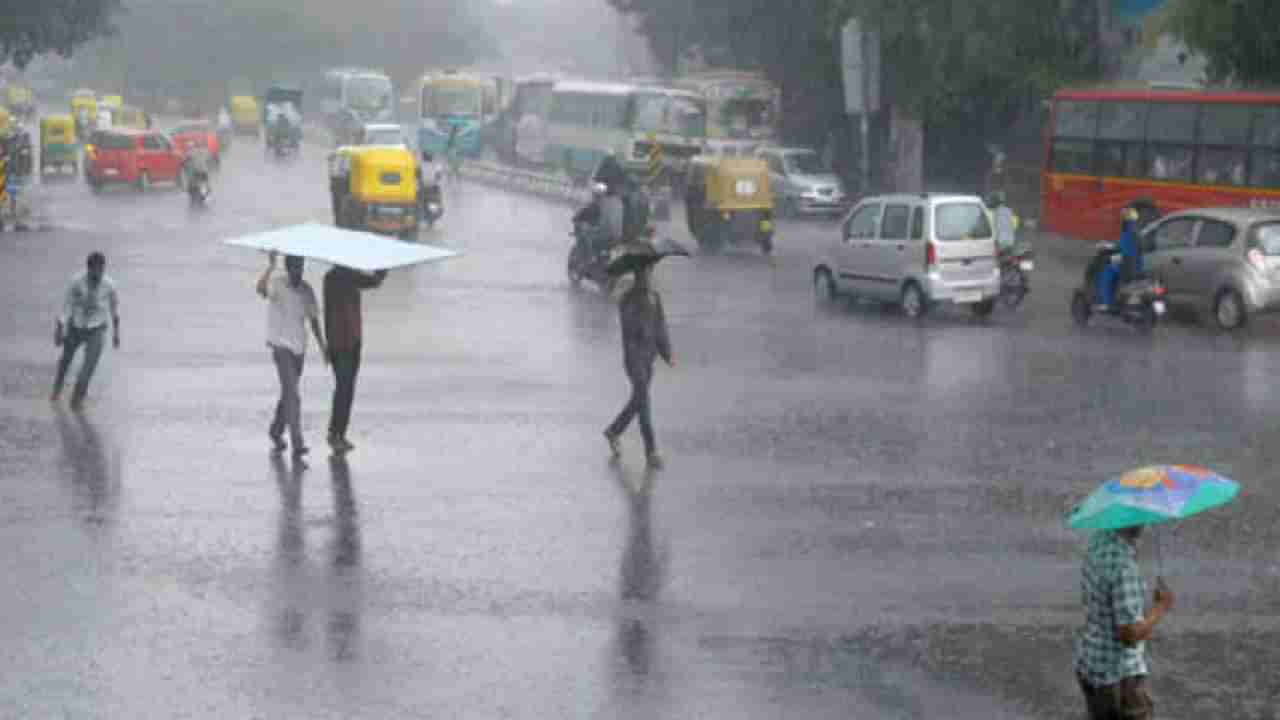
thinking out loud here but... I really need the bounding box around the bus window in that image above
[1148,145,1193,182]
[1199,147,1247,186]
[1200,104,1251,145]
[1249,149,1280,188]
[1098,102,1146,177]
[1145,103,1196,182]
[1053,101,1099,138]
[1051,139,1094,174]
[1251,107,1280,147]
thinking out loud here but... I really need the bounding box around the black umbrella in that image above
[607,237,691,276]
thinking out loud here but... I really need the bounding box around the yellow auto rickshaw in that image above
[328,146,419,238]
[70,89,97,134]
[0,107,12,137]
[5,84,33,120]
[111,105,148,130]
[230,95,260,135]
[684,156,775,255]
[39,115,78,175]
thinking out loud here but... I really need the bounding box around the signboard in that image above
[841,18,880,115]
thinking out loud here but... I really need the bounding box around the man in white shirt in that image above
[52,252,119,410]
[257,252,327,458]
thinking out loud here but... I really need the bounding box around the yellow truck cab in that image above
[328,145,419,237]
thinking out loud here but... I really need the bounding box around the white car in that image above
[814,193,1001,318]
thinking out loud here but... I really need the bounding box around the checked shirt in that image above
[1075,530,1149,687]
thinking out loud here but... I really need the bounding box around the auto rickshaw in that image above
[328,146,419,238]
[683,156,775,254]
[39,115,78,175]
[230,95,260,135]
[0,107,12,137]
[100,94,124,110]
[110,105,148,130]
[5,84,33,121]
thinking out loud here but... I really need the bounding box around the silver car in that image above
[814,193,1001,318]
[756,146,848,217]
[1140,207,1280,329]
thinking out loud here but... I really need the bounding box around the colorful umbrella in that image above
[1067,465,1239,531]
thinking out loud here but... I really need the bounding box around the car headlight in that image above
[735,179,757,197]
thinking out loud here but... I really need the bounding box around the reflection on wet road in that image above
[1,136,1278,717]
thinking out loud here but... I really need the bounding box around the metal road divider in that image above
[461,160,591,206]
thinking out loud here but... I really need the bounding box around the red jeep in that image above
[85,129,186,192]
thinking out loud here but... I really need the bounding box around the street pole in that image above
[860,22,872,192]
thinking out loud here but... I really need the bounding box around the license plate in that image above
[760,220,774,232]
[1153,300,1166,315]
[378,207,403,216]
[954,291,982,304]
[1019,260,1034,271]
[104,168,118,176]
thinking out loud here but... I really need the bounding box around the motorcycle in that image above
[186,167,210,207]
[568,220,617,293]
[1070,243,1167,331]
[419,184,444,228]
[998,244,1034,309]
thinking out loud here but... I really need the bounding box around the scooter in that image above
[1070,243,1166,331]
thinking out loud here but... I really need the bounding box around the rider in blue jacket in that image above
[1096,207,1143,309]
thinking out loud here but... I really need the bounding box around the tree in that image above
[1163,0,1280,85]
[610,0,1102,186]
[0,0,121,69]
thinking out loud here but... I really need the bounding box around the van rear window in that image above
[934,203,993,241]
[380,172,402,185]
[94,133,134,150]
[1254,223,1280,255]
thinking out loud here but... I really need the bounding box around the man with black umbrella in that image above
[604,241,683,469]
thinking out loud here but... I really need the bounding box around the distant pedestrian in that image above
[323,265,386,454]
[1075,525,1173,720]
[51,252,120,410]
[604,265,673,469]
[257,252,327,458]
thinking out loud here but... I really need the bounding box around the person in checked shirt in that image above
[1075,525,1175,720]
[51,252,119,410]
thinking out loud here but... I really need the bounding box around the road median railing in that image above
[460,160,591,206]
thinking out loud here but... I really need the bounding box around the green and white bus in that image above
[539,80,707,180]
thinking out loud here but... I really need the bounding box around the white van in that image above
[814,193,1001,318]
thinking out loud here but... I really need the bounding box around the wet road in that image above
[2,134,1280,719]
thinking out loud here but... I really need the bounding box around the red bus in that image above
[1042,86,1280,241]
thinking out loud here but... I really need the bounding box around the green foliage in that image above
[1163,0,1280,85]
[0,0,121,68]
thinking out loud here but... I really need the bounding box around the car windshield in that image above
[348,76,392,111]
[424,86,482,116]
[784,151,828,175]
[1255,223,1280,255]
[935,202,993,241]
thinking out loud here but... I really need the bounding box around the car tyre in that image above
[814,268,838,305]
[1214,288,1247,330]
[900,281,928,319]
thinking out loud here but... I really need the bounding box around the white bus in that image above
[538,80,707,180]
[318,68,395,140]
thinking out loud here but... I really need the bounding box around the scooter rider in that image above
[1096,207,1143,310]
